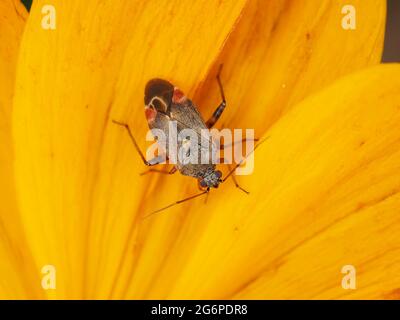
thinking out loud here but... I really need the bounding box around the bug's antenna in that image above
[216,64,226,103]
[142,189,210,220]
[204,191,210,204]
[222,137,269,183]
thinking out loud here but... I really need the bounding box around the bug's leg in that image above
[140,166,177,176]
[143,188,210,219]
[222,137,269,183]
[197,182,211,203]
[112,120,164,166]
[220,138,259,150]
[227,165,249,194]
[206,64,226,128]
[219,158,249,194]
[197,180,210,203]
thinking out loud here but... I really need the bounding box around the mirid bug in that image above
[113,65,262,216]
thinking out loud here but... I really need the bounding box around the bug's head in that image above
[144,79,174,122]
[144,79,188,123]
[199,170,222,189]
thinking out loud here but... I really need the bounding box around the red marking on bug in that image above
[145,106,157,122]
[172,87,186,104]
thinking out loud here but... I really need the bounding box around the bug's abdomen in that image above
[177,163,216,178]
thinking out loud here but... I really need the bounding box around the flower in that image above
[1,0,399,299]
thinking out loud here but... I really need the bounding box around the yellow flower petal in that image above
[234,193,400,299]
[8,0,395,300]
[127,0,388,299]
[13,0,247,298]
[196,0,386,135]
[143,64,400,299]
[0,0,42,299]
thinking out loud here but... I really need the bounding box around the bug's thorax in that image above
[144,78,173,124]
[144,78,188,123]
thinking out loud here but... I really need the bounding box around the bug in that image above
[113,65,262,216]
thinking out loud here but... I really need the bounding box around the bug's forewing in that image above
[170,99,208,132]
[149,98,218,174]
[171,99,218,169]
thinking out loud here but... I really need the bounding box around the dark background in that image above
[383,0,400,61]
[20,0,400,62]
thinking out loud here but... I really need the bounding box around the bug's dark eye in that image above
[199,179,207,188]
[215,170,222,179]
